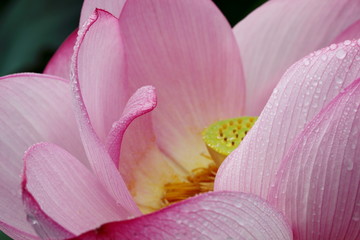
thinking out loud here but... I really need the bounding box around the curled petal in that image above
[80,0,125,26]
[106,86,157,166]
[74,192,293,240]
[269,79,360,239]
[74,9,128,142]
[71,10,140,217]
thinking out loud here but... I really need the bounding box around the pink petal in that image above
[22,189,74,240]
[43,30,77,80]
[0,73,86,239]
[22,143,126,236]
[74,192,293,240]
[74,9,128,142]
[116,108,186,212]
[106,86,157,166]
[79,0,125,26]
[119,0,245,171]
[0,222,39,240]
[333,19,360,44]
[234,0,360,114]
[268,79,360,239]
[71,10,141,217]
[216,40,360,198]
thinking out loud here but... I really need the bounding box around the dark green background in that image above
[0,0,266,239]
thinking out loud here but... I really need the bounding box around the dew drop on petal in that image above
[321,54,328,61]
[336,49,347,59]
[344,40,351,46]
[353,212,360,221]
[335,77,343,85]
[303,58,310,66]
[330,43,338,50]
[346,160,354,171]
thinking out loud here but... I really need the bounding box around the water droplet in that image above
[321,54,328,61]
[353,212,360,221]
[330,43,337,50]
[335,77,343,84]
[344,40,351,46]
[303,58,310,66]
[336,49,347,59]
[346,160,354,171]
[26,214,39,228]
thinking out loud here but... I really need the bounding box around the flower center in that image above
[161,116,257,207]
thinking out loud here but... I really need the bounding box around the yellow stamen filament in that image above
[162,163,218,207]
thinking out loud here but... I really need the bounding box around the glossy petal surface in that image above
[235,0,360,114]
[119,0,245,171]
[216,40,360,198]
[269,79,360,239]
[74,192,293,240]
[0,74,85,239]
[22,143,126,236]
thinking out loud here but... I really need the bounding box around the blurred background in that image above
[0,0,267,239]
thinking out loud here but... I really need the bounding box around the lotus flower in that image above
[1,0,360,239]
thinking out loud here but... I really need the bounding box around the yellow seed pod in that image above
[202,116,257,166]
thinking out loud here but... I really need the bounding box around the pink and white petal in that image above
[119,0,245,171]
[79,0,125,26]
[106,86,157,166]
[0,73,86,239]
[234,0,360,114]
[44,30,77,80]
[71,11,141,217]
[216,40,360,198]
[75,9,128,142]
[74,192,293,240]
[268,79,360,239]
[22,143,127,236]
[333,19,360,44]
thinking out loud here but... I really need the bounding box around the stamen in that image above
[161,163,218,207]
[202,116,257,165]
